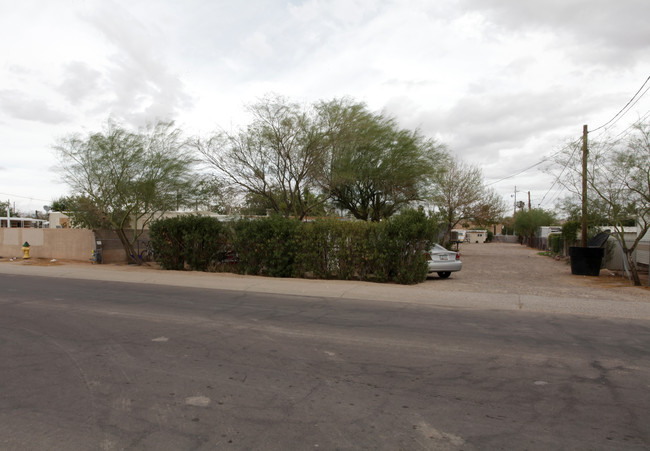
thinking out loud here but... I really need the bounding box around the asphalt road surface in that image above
[1,273,649,450]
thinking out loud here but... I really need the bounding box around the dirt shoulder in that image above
[1,243,649,320]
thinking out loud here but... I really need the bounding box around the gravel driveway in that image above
[424,242,650,303]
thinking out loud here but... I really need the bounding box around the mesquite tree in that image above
[54,120,197,264]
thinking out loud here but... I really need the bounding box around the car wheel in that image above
[437,271,451,279]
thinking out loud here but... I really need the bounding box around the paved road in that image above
[1,273,649,450]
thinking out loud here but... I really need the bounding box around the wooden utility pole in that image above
[581,124,588,247]
[512,186,518,236]
[528,191,533,246]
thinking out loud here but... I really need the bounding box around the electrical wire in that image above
[590,75,650,134]
[539,183,566,209]
[486,76,649,198]
[0,192,51,203]
[611,108,650,141]
[485,159,548,187]
[537,137,581,207]
[539,95,650,209]
[591,88,650,142]
[538,162,571,206]
[485,136,581,187]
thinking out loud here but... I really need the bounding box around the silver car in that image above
[426,244,462,279]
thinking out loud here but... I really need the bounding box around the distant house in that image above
[1,212,46,228]
[603,221,650,273]
[47,212,71,228]
[450,229,466,242]
[466,230,488,243]
[538,226,562,239]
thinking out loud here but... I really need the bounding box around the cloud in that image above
[0,90,70,124]
[0,0,648,213]
[287,0,381,27]
[458,0,650,66]
[241,31,274,60]
[79,1,192,124]
[58,62,102,105]
[382,79,625,184]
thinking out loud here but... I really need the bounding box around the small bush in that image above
[149,216,187,270]
[377,208,436,284]
[548,233,564,255]
[562,221,580,247]
[149,215,229,271]
[183,216,228,271]
[232,215,299,277]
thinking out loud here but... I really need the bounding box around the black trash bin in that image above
[568,246,605,276]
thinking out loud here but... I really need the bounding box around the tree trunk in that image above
[625,251,641,286]
[116,228,141,265]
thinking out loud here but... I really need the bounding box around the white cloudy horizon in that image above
[1,0,649,216]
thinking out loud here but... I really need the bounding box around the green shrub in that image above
[548,233,564,255]
[294,219,370,280]
[152,210,438,284]
[149,215,229,271]
[377,208,436,284]
[294,209,436,284]
[562,221,580,247]
[232,215,299,277]
[182,216,228,271]
[149,216,188,270]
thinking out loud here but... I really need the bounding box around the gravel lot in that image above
[427,242,650,303]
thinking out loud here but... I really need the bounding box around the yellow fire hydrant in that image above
[22,241,31,259]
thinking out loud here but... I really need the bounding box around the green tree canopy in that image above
[197,95,448,221]
[323,99,448,221]
[431,160,507,243]
[54,120,198,264]
[196,95,329,220]
[513,208,556,238]
[0,200,17,217]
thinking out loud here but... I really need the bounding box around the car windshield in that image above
[431,244,449,253]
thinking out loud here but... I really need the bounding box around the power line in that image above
[590,75,650,133]
[612,108,650,140]
[487,76,649,197]
[539,183,566,209]
[485,159,548,186]
[0,192,51,203]
[592,87,650,142]
[539,89,650,208]
[538,141,580,207]
[485,137,581,187]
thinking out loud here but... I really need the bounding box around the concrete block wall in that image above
[0,228,96,261]
[1,228,151,264]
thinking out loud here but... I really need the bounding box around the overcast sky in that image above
[1,0,649,215]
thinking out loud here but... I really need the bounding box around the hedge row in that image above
[149,215,230,271]
[149,209,437,284]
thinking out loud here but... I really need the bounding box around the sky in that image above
[1,0,649,216]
